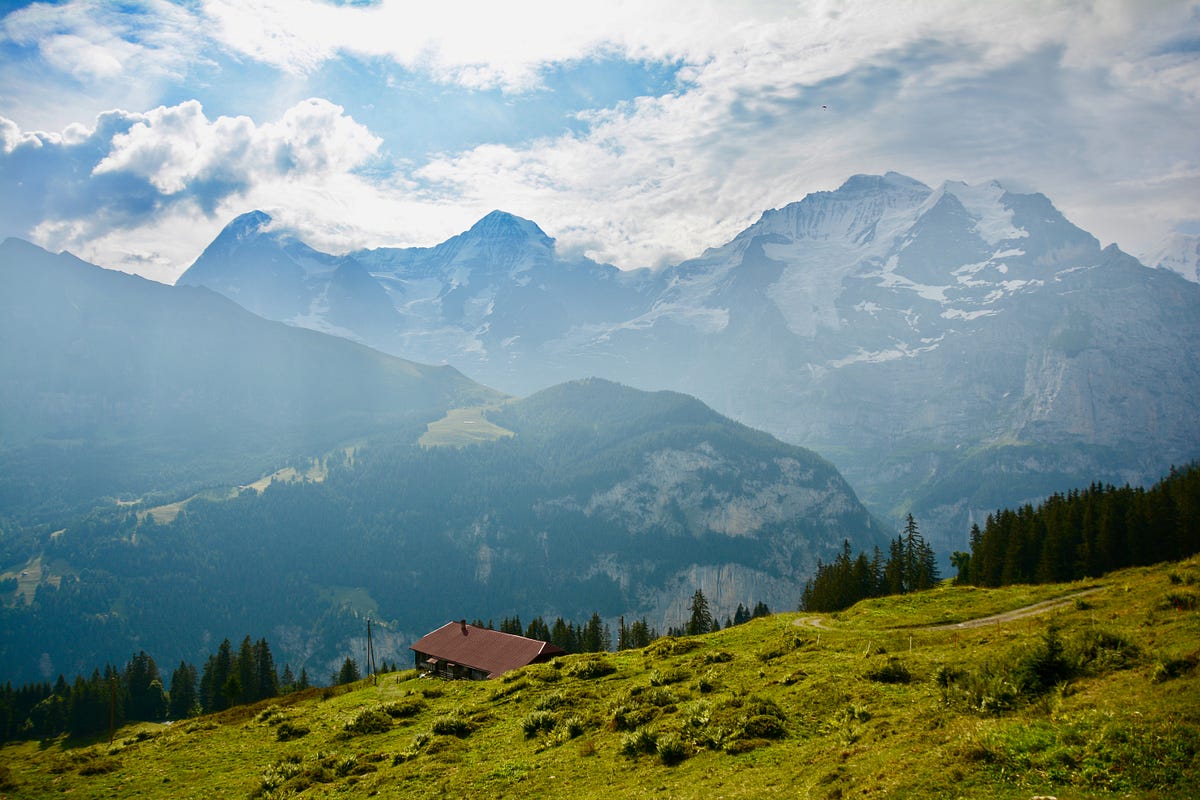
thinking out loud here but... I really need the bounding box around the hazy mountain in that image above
[177,175,1200,552]
[0,237,499,523]
[0,372,880,683]
[1148,232,1200,283]
[1,240,879,683]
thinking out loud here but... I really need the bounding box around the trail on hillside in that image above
[794,587,1105,632]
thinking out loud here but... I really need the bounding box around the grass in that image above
[3,558,1198,799]
[418,405,515,448]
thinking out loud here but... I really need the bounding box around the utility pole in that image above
[366,618,377,685]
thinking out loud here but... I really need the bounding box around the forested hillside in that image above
[962,464,1200,586]
[0,379,879,685]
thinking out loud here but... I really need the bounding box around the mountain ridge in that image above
[171,176,1200,553]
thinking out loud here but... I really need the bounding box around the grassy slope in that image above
[418,406,515,448]
[3,559,1198,800]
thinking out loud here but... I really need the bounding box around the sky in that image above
[0,0,1197,284]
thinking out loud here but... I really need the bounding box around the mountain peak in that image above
[465,210,552,244]
[221,210,273,238]
[836,172,930,195]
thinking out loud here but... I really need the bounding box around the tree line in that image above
[799,514,940,612]
[0,634,304,743]
[956,464,1200,587]
[480,594,772,655]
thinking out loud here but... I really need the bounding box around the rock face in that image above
[177,175,1200,550]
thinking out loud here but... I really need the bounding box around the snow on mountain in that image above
[1148,232,1200,283]
[177,175,1200,551]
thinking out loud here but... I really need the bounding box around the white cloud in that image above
[2,0,1197,276]
[93,98,382,195]
[1,99,393,279]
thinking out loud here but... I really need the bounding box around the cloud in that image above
[1,0,1197,277]
[93,98,382,196]
[0,99,387,279]
[405,1,1200,266]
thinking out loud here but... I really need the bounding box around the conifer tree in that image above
[168,662,198,720]
[686,589,713,636]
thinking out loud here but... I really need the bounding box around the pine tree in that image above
[280,664,296,694]
[253,639,279,702]
[336,658,361,685]
[168,662,198,719]
[686,589,713,636]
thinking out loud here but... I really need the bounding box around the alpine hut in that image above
[411,620,566,680]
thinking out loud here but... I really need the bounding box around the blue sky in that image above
[0,0,1197,283]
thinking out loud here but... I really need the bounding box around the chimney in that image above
[460,619,468,635]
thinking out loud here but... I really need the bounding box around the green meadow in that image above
[3,558,1197,799]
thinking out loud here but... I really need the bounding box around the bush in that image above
[641,687,678,707]
[275,721,310,741]
[1161,592,1199,611]
[343,708,391,736]
[738,714,787,740]
[383,697,425,718]
[864,657,912,684]
[609,704,658,731]
[431,712,474,737]
[649,667,688,686]
[1013,627,1073,695]
[1152,653,1198,683]
[534,692,566,711]
[645,638,698,657]
[657,733,688,765]
[619,728,658,757]
[566,657,616,679]
[1071,629,1140,674]
[521,710,557,739]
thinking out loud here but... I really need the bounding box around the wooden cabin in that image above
[411,620,566,680]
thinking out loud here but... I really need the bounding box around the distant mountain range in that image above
[0,239,878,682]
[177,173,1200,550]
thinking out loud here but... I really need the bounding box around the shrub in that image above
[1161,592,1199,611]
[864,657,912,684]
[566,657,616,679]
[562,715,585,738]
[702,650,734,664]
[657,732,688,765]
[343,708,391,736]
[521,710,557,739]
[1071,629,1140,674]
[609,704,658,731]
[642,687,678,707]
[755,633,810,662]
[645,638,698,657]
[534,692,566,711]
[1152,653,1198,683]
[275,722,310,741]
[431,712,474,737]
[383,697,425,718]
[649,667,688,686]
[738,714,787,740]
[619,728,658,757]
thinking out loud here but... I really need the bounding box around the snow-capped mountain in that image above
[177,175,1200,550]
[1148,232,1200,283]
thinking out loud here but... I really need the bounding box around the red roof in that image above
[411,622,565,678]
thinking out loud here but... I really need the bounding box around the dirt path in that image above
[794,587,1105,632]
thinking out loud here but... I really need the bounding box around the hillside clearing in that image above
[3,559,1197,799]
[419,405,515,448]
